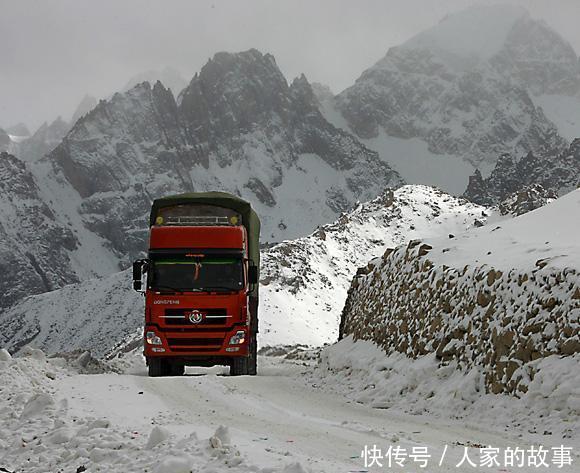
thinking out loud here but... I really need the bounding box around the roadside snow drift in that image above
[316,336,580,441]
[0,349,303,473]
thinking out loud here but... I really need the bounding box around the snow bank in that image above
[428,189,580,271]
[0,348,308,472]
[316,336,580,439]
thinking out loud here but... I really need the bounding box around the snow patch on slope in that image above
[428,188,580,271]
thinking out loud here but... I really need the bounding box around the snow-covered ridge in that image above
[432,188,580,271]
[260,185,486,347]
[0,185,487,356]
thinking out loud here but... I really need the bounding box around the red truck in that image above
[132,192,260,377]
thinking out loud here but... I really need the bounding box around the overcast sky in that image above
[1,0,579,131]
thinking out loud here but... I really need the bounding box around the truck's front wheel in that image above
[230,356,248,376]
[248,335,257,376]
[147,357,169,377]
[231,336,257,376]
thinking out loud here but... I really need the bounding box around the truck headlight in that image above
[229,331,246,345]
[146,331,163,345]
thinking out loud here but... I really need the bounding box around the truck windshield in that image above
[150,258,244,292]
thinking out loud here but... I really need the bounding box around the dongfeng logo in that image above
[188,310,204,324]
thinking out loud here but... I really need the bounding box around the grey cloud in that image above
[1,0,579,130]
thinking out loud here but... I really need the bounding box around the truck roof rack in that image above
[164,216,234,226]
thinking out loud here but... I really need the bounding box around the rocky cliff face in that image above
[340,190,580,395]
[464,139,580,205]
[45,49,402,264]
[0,152,81,309]
[497,184,558,217]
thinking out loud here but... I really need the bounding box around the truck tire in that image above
[230,357,249,376]
[248,335,257,376]
[147,358,169,377]
[169,363,185,376]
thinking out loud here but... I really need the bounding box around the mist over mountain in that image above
[6,123,30,137]
[122,67,188,97]
[70,95,98,126]
[316,5,579,194]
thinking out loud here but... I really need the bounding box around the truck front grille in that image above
[163,308,229,326]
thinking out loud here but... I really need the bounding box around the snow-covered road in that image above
[52,356,577,473]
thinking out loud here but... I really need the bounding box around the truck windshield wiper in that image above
[198,286,238,292]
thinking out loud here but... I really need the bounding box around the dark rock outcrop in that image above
[464,139,580,205]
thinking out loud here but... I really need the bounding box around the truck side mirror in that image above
[133,259,147,292]
[248,265,259,285]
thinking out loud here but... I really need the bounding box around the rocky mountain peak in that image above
[70,94,98,126]
[122,66,187,97]
[36,48,402,266]
[178,49,291,141]
[490,17,580,96]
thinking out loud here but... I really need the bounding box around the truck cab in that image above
[133,193,260,377]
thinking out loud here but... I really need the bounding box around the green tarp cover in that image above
[150,192,261,277]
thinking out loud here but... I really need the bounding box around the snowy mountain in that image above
[0,185,485,356]
[0,152,82,309]
[14,95,98,163]
[43,49,401,265]
[464,138,580,205]
[260,185,486,346]
[322,5,576,193]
